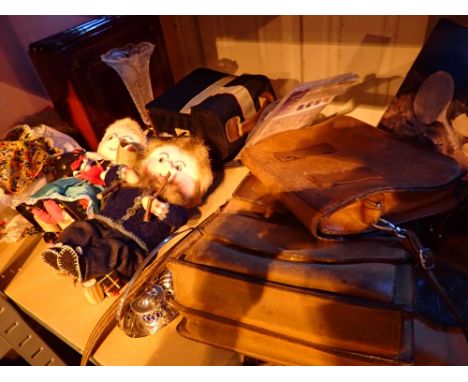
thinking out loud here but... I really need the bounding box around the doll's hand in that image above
[120,167,140,185]
[141,196,169,220]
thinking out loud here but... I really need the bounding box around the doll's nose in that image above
[158,162,176,181]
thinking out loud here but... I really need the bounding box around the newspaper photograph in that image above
[246,72,360,146]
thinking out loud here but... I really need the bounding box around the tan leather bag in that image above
[168,174,415,365]
[241,115,465,239]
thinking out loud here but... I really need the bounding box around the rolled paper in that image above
[143,172,171,222]
[97,180,122,200]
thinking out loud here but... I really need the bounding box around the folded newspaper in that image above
[245,72,360,146]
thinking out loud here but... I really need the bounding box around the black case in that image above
[146,68,276,164]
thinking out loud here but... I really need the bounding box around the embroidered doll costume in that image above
[40,136,213,289]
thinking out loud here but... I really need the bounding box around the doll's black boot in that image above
[57,245,83,282]
[41,246,61,270]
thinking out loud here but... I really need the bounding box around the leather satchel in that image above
[241,115,465,239]
[240,115,468,340]
[168,174,415,365]
[146,67,275,164]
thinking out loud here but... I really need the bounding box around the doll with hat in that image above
[40,135,213,301]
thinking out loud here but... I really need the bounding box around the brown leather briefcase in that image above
[167,174,415,365]
[241,115,465,239]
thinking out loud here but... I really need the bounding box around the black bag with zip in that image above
[146,67,275,164]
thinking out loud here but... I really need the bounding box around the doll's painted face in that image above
[97,118,146,162]
[143,144,199,201]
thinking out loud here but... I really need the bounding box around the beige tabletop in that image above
[0,235,41,290]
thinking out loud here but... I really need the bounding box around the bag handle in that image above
[115,227,194,324]
[80,227,196,365]
[373,218,468,342]
[179,75,236,114]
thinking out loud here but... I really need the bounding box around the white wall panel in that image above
[161,15,429,124]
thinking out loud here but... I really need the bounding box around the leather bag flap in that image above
[241,115,465,238]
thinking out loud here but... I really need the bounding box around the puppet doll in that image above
[40,136,213,293]
[22,118,146,231]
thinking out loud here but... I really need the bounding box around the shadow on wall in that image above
[0,15,93,134]
[0,15,47,97]
[175,16,428,102]
[0,15,93,97]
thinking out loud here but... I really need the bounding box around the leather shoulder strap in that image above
[373,218,468,342]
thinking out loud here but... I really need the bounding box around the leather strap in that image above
[373,218,468,342]
[180,74,274,143]
[218,85,257,121]
[80,228,195,365]
[179,75,236,114]
[180,74,257,123]
[404,229,468,337]
[225,92,275,143]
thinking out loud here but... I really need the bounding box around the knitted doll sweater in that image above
[96,166,188,251]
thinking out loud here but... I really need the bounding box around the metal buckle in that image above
[418,247,435,270]
[371,218,408,239]
[373,218,436,270]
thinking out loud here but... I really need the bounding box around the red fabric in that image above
[79,163,105,186]
[66,81,99,150]
[71,155,85,171]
